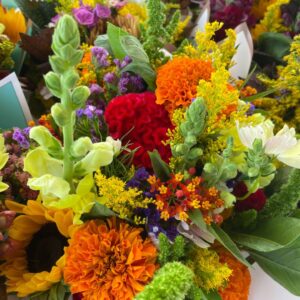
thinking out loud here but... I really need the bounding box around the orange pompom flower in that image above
[156,57,213,113]
[217,249,251,300]
[64,218,158,300]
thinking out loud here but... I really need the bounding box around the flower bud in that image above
[44,72,61,98]
[105,136,121,154]
[71,137,93,158]
[71,86,90,109]
[51,103,69,127]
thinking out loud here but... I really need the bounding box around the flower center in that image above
[26,223,68,273]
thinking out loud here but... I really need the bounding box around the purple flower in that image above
[89,83,103,94]
[113,58,121,68]
[104,72,117,84]
[95,4,111,19]
[91,47,110,67]
[51,14,61,25]
[120,56,132,68]
[12,128,30,149]
[118,72,145,94]
[118,74,130,94]
[73,5,97,27]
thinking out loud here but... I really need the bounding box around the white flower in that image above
[237,121,300,168]
[105,136,122,154]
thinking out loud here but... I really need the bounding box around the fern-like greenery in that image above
[259,169,300,219]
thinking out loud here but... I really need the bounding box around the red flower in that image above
[105,92,172,168]
[233,182,266,212]
[72,293,82,300]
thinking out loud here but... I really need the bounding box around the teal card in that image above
[0,72,33,130]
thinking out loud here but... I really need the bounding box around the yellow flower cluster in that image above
[187,247,232,292]
[118,3,147,23]
[55,0,100,12]
[94,171,153,223]
[184,22,236,69]
[252,0,290,40]
[251,0,277,19]
[255,35,300,131]
[172,16,191,43]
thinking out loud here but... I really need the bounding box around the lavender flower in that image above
[104,72,117,84]
[118,72,145,94]
[12,128,30,149]
[95,4,111,19]
[89,83,103,94]
[73,5,97,27]
[76,105,103,119]
[92,47,110,67]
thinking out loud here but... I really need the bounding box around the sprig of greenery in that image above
[172,97,206,172]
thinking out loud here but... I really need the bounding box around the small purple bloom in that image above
[95,4,111,19]
[89,83,103,94]
[118,74,130,94]
[104,72,117,84]
[113,58,121,68]
[120,56,132,69]
[73,5,97,27]
[91,47,110,67]
[12,128,30,149]
[51,14,61,24]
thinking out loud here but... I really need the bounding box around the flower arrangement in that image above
[1,0,300,299]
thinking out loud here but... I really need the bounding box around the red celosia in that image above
[104,92,172,168]
[233,182,267,212]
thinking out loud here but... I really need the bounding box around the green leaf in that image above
[94,34,113,54]
[189,209,207,231]
[208,224,251,267]
[82,202,116,220]
[122,62,156,91]
[230,217,300,252]
[257,32,292,61]
[148,150,171,182]
[107,23,128,59]
[120,35,150,63]
[249,237,300,296]
[241,87,277,102]
[202,290,222,300]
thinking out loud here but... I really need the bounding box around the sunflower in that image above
[0,5,26,43]
[64,218,158,300]
[1,200,75,297]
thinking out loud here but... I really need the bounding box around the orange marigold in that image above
[64,218,158,300]
[156,57,213,113]
[218,249,251,300]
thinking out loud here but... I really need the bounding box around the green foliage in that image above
[249,237,300,296]
[149,150,171,182]
[172,98,206,171]
[29,281,70,300]
[259,169,300,219]
[228,209,258,231]
[158,233,186,265]
[208,224,251,267]
[204,137,237,186]
[134,262,194,300]
[142,0,180,66]
[15,0,56,29]
[230,217,300,252]
[96,23,156,90]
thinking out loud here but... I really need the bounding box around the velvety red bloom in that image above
[233,182,266,212]
[105,92,172,168]
[72,293,83,300]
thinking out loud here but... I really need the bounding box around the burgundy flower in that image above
[233,182,267,212]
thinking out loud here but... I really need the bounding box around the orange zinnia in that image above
[64,218,158,300]
[217,249,251,300]
[156,57,213,113]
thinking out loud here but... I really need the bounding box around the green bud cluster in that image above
[172,98,206,171]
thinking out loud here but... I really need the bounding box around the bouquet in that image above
[1,1,300,300]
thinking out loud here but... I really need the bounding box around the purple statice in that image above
[12,128,30,149]
[118,72,145,94]
[104,72,117,84]
[95,4,111,19]
[76,105,103,119]
[91,47,110,67]
[73,5,97,27]
[113,56,132,70]
[143,205,179,241]
[127,168,150,188]
[89,83,104,95]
